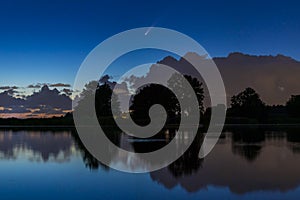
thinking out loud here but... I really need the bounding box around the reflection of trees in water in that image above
[229,126,300,161]
[73,77,300,172]
[232,144,262,162]
[286,128,300,153]
[231,127,265,143]
[131,129,177,153]
[73,126,300,170]
[73,79,123,170]
[289,145,300,154]
[168,130,204,177]
[286,128,300,143]
[229,127,265,162]
[131,128,204,176]
[149,127,300,195]
[72,127,205,173]
[71,129,109,170]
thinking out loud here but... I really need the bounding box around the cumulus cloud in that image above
[214,53,300,105]
[61,88,73,96]
[125,52,300,106]
[0,90,24,106]
[0,85,72,118]
[4,89,18,96]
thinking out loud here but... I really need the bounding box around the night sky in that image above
[0,0,299,87]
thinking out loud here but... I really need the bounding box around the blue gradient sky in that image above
[0,0,299,87]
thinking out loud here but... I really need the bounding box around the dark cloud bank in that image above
[0,85,72,118]
[128,52,300,106]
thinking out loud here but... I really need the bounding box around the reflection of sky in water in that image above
[0,130,78,162]
[0,129,300,199]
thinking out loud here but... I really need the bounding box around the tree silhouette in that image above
[130,74,204,126]
[75,78,121,126]
[74,76,122,169]
[130,84,179,126]
[167,74,204,115]
[229,87,266,121]
[95,81,122,146]
[95,82,120,120]
[74,81,98,121]
[286,95,300,117]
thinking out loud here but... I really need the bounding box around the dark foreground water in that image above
[1,127,300,199]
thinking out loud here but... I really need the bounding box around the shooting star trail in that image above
[145,26,154,36]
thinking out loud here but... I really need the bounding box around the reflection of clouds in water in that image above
[1,128,300,194]
[0,130,78,162]
[151,130,300,194]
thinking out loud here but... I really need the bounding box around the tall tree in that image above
[167,73,204,116]
[95,82,120,118]
[230,87,266,120]
[286,95,300,117]
[130,74,204,125]
[130,84,179,126]
[75,77,122,146]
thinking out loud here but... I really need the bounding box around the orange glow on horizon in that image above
[0,113,65,119]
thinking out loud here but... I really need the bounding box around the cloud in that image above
[1,52,299,117]
[28,84,41,88]
[61,88,73,96]
[214,52,300,105]
[0,86,18,90]
[0,90,25,106]
[125,52,300,106]
[49,83,71,87]
[0,86,10,90]
[5,89,18,96]
[28,83,71,89]
[26,85,71,110]
[0,85,72,117]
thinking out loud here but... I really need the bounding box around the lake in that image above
[0,126,300,199]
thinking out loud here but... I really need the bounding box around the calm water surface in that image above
[1,127,300,199]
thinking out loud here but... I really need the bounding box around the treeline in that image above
[1,75,300,126]
[0,112,74,126]
[126,78,300,125]
[224,88,300,124]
